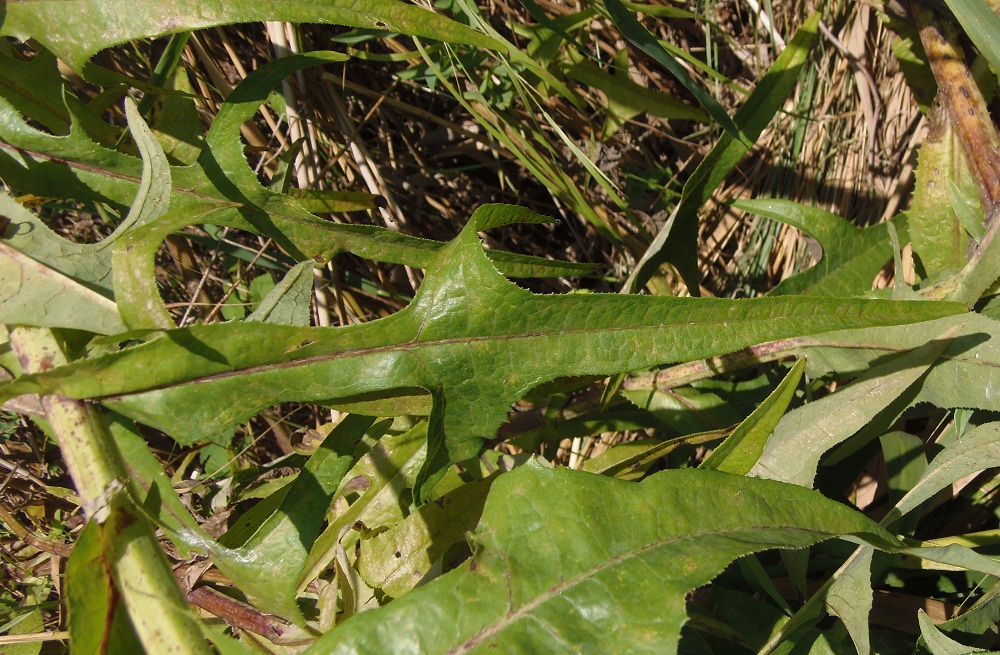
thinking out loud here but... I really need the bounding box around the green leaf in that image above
[0,47,70,135]
[0,97,165,333]
[936,583,1000,650]
[151,62,204,166]
[112,98,172,237]
[944,0,1000,83]
[919,610,987,655]
[0,0,504,79]
[288,189,383,214]
[0,240,124,334]
[824,546,875,655]
[247,261,315,326]
[356,476,493,598]
[733,198,902,296]
[66,521,143,655]
[884,422,1000,529]
[750,327,956,488]
[0,53,590,289]
[699,358,805,474]
[3,610,44,655]
[0,192,113,290]
[603,0,742,142]
[880,431,928,534]
[582,432,725,480]
[908,112,974,277]
[303,463,908,655]
[107,418,209,564]
[301,421,429,587]
[626,13,820,294]
[560,54,708,124]
[175,415,376,623]
[792,313,1000,413]
[0,206,967,503]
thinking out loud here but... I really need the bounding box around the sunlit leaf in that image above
[0,206,966,503]
[700,357,805,474]
[0,0,504,79]
[626,13,820,293]
[734,198,902,296]
[750,328,956,488]
[305,463,916,655]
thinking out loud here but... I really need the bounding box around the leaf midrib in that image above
[447,524,844,654]
[103,315,835,398]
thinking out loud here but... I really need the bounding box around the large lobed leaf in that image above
[732,198,905,297]
[0,0,504,80]
[0,205,968,501]
[304,463,906,654]
[0,49,592,299]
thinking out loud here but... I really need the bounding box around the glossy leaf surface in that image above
[305,463,905,654]
[0,206,966,501]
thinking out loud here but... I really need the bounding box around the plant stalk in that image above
[6,326,211,655]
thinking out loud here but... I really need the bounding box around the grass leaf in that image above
[944,0,1000,82]
[626,13,820,293]
[603,0,742,142]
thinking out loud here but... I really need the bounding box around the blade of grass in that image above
[603,0,745,143]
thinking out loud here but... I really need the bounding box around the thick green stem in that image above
[7,326,211,655]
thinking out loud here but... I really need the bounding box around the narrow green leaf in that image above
[733,198,902,296]
[561,55,707,123]
[750,328,957,488]
[0,0,504,79]
[106,418,205,555]
[626,13,820,293]
[4,608,46,655]
[152,63,205,166]
[944,0,1000,83]
[582,431,726,480]
[919,609,986,655]
[304,464,907,655]
[135,31,191,119]
[700,358,805,474]
[603,0,742,141]
[885,422,1000,529]
[949,180,986,242]
[760,425,1000,655]
[106,98,172,239]
[0,208,967,503]
[623,385,738,435]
